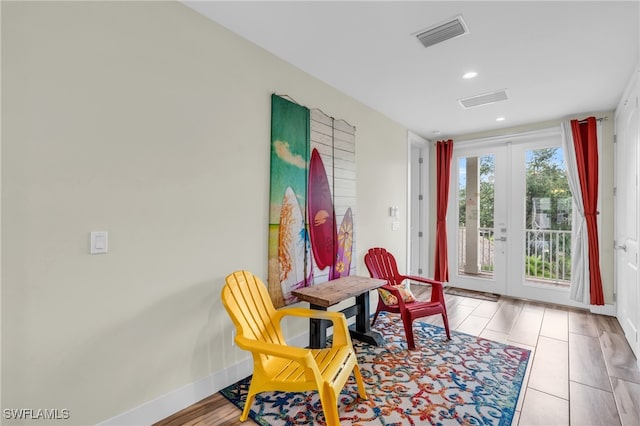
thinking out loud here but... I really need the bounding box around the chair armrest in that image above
[402,275,444,287]
[276,307,346,322]
[401,275,446,301]
[274,307,353,347]
[234,335,311,363]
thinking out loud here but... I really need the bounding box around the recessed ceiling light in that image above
[433,130,442,135]
[462,71,478,79]
[496,116,506,122]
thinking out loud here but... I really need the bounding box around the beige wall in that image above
[1,2,409,424]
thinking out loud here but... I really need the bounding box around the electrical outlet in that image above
[231,330,236,346]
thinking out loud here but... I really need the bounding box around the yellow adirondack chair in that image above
[221,270,367,425]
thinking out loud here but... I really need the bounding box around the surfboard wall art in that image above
[334,207,354,279]
[308,148,337,278]
[310,109,357,282]
[268,95,356,307]
[278,187,310,305]
[268,95,310,308]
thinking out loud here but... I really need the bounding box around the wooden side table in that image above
[292,276,386,349]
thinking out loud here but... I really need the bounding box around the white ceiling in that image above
[183,1,639,139]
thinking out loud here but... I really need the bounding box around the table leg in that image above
[355,292,371,332]
[309,304,328,349]
[349,292,385,346]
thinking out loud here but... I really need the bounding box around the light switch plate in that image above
[90,231,108,254]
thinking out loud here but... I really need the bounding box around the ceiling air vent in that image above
[458,89,510,109]
[414,15,469,48]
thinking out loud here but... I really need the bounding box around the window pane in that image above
[458,155,495,277]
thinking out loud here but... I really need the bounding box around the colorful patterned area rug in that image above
[220,312,530,425]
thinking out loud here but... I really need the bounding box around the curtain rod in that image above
[578,116,608,123]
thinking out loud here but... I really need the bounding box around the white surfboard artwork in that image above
[278,186,310,304]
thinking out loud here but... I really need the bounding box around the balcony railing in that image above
[457,227,571,285]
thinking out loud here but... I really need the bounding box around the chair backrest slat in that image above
[222,271,286,346]
[364,247,402,286]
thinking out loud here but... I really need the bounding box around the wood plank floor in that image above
[155,287,640,426]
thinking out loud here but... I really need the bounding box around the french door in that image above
[447,141,508,295]
[447,129,583,306]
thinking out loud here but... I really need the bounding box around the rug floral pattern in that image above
[220,312,530,425]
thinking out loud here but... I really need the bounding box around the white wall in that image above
[1,2,409,424]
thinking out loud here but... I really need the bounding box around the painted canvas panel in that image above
[310,110,356,282]
[268,96,356,307]
[268,95,311,307]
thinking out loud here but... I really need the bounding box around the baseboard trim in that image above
[97,332,309,425]
[96,359,252,426]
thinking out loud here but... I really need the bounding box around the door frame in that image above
[407,131,430,277]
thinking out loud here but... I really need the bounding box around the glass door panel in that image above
[523,147,572,288]
[448,145,507,295]
[457,155,496,278]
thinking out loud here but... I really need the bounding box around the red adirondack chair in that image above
[364,247,451,350]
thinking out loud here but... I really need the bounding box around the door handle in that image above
[498,236,507,242]
[616,244,627,252]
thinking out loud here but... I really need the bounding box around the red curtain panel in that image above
[570,118,604,305]
[434,139,454,282]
